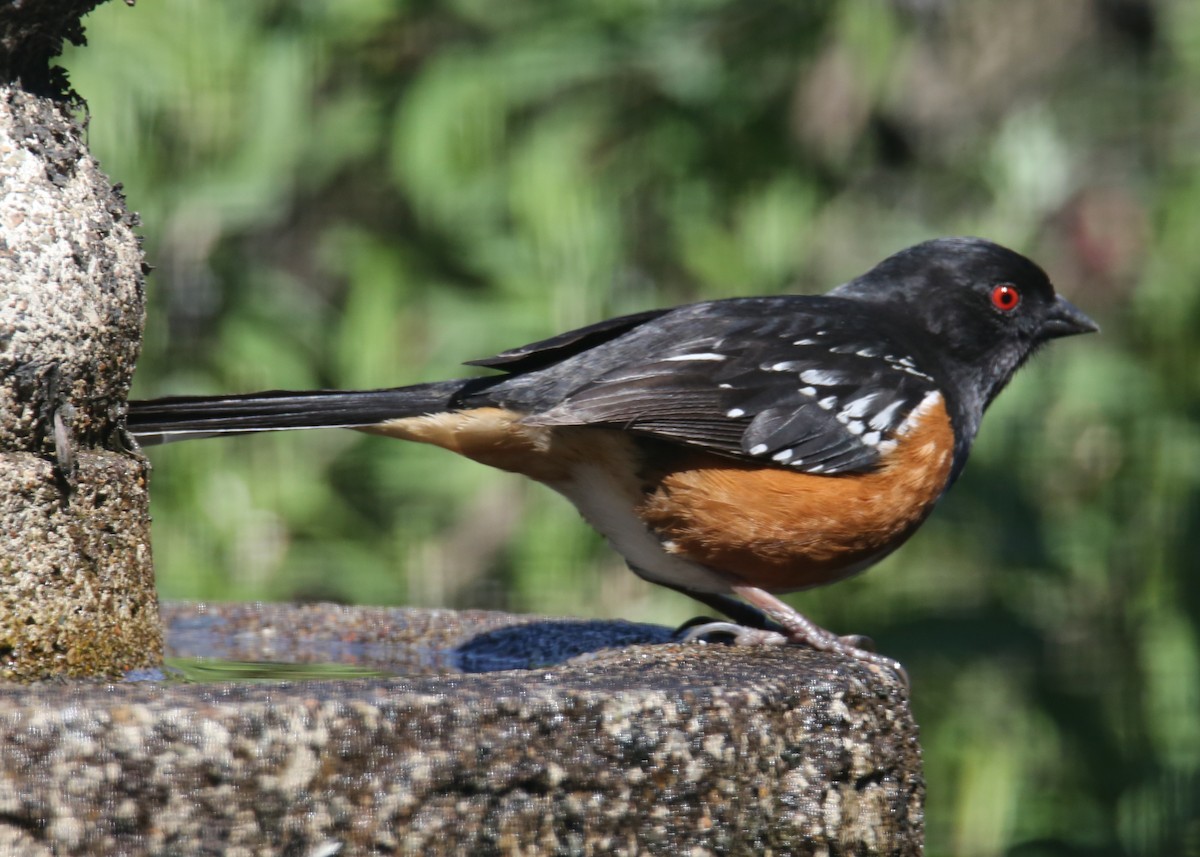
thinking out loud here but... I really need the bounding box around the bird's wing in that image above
[524,298,942,475]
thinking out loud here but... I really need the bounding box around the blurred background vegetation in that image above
[59,0,1197,854]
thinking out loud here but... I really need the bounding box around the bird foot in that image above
[674,620,788,647]
[727,584,909,688]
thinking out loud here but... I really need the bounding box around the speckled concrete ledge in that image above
[0,602,923,856]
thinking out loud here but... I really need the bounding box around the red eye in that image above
[991,284,1020,312]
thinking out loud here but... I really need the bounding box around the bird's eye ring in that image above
[991,284,1020,312]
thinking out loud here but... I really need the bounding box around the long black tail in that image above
[127,379,475,446]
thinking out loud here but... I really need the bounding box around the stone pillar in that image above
[0,6,161,679]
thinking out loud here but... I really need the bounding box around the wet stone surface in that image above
[0,601,924,856]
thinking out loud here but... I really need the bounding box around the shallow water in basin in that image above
[159,657,401,683]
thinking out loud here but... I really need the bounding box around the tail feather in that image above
[127,380,473,446]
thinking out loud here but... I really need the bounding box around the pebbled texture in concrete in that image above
[0,602,924,855]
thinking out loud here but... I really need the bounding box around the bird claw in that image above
[837,633,876,652]
[677,619,907,687]
[674,620,788,647]
[813,633,909,689]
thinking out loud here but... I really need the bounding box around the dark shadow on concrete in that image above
[452,619,677,672]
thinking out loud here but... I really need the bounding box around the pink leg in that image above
[731,584,908,686]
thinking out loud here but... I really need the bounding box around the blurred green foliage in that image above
[61,0,1198,854]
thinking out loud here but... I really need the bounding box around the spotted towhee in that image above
[129,237,1098,677]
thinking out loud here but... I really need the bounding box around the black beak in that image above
[1041,295,1099,339]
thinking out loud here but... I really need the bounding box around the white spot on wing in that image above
[793,338,817,346]
[663,352,726,362]
[840,393,878,419]
[718,383,733,389]
[726,408,745,418]
[887,354,934,381]
[869,399,905,432]
[799,386,818,396]
[818,396,838,410]
[768,361,803,372]
[799,369,842,386]
[771,449,794,462]
[862,430,881,446]
[749,443,769,455]
[846,420,865,435]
